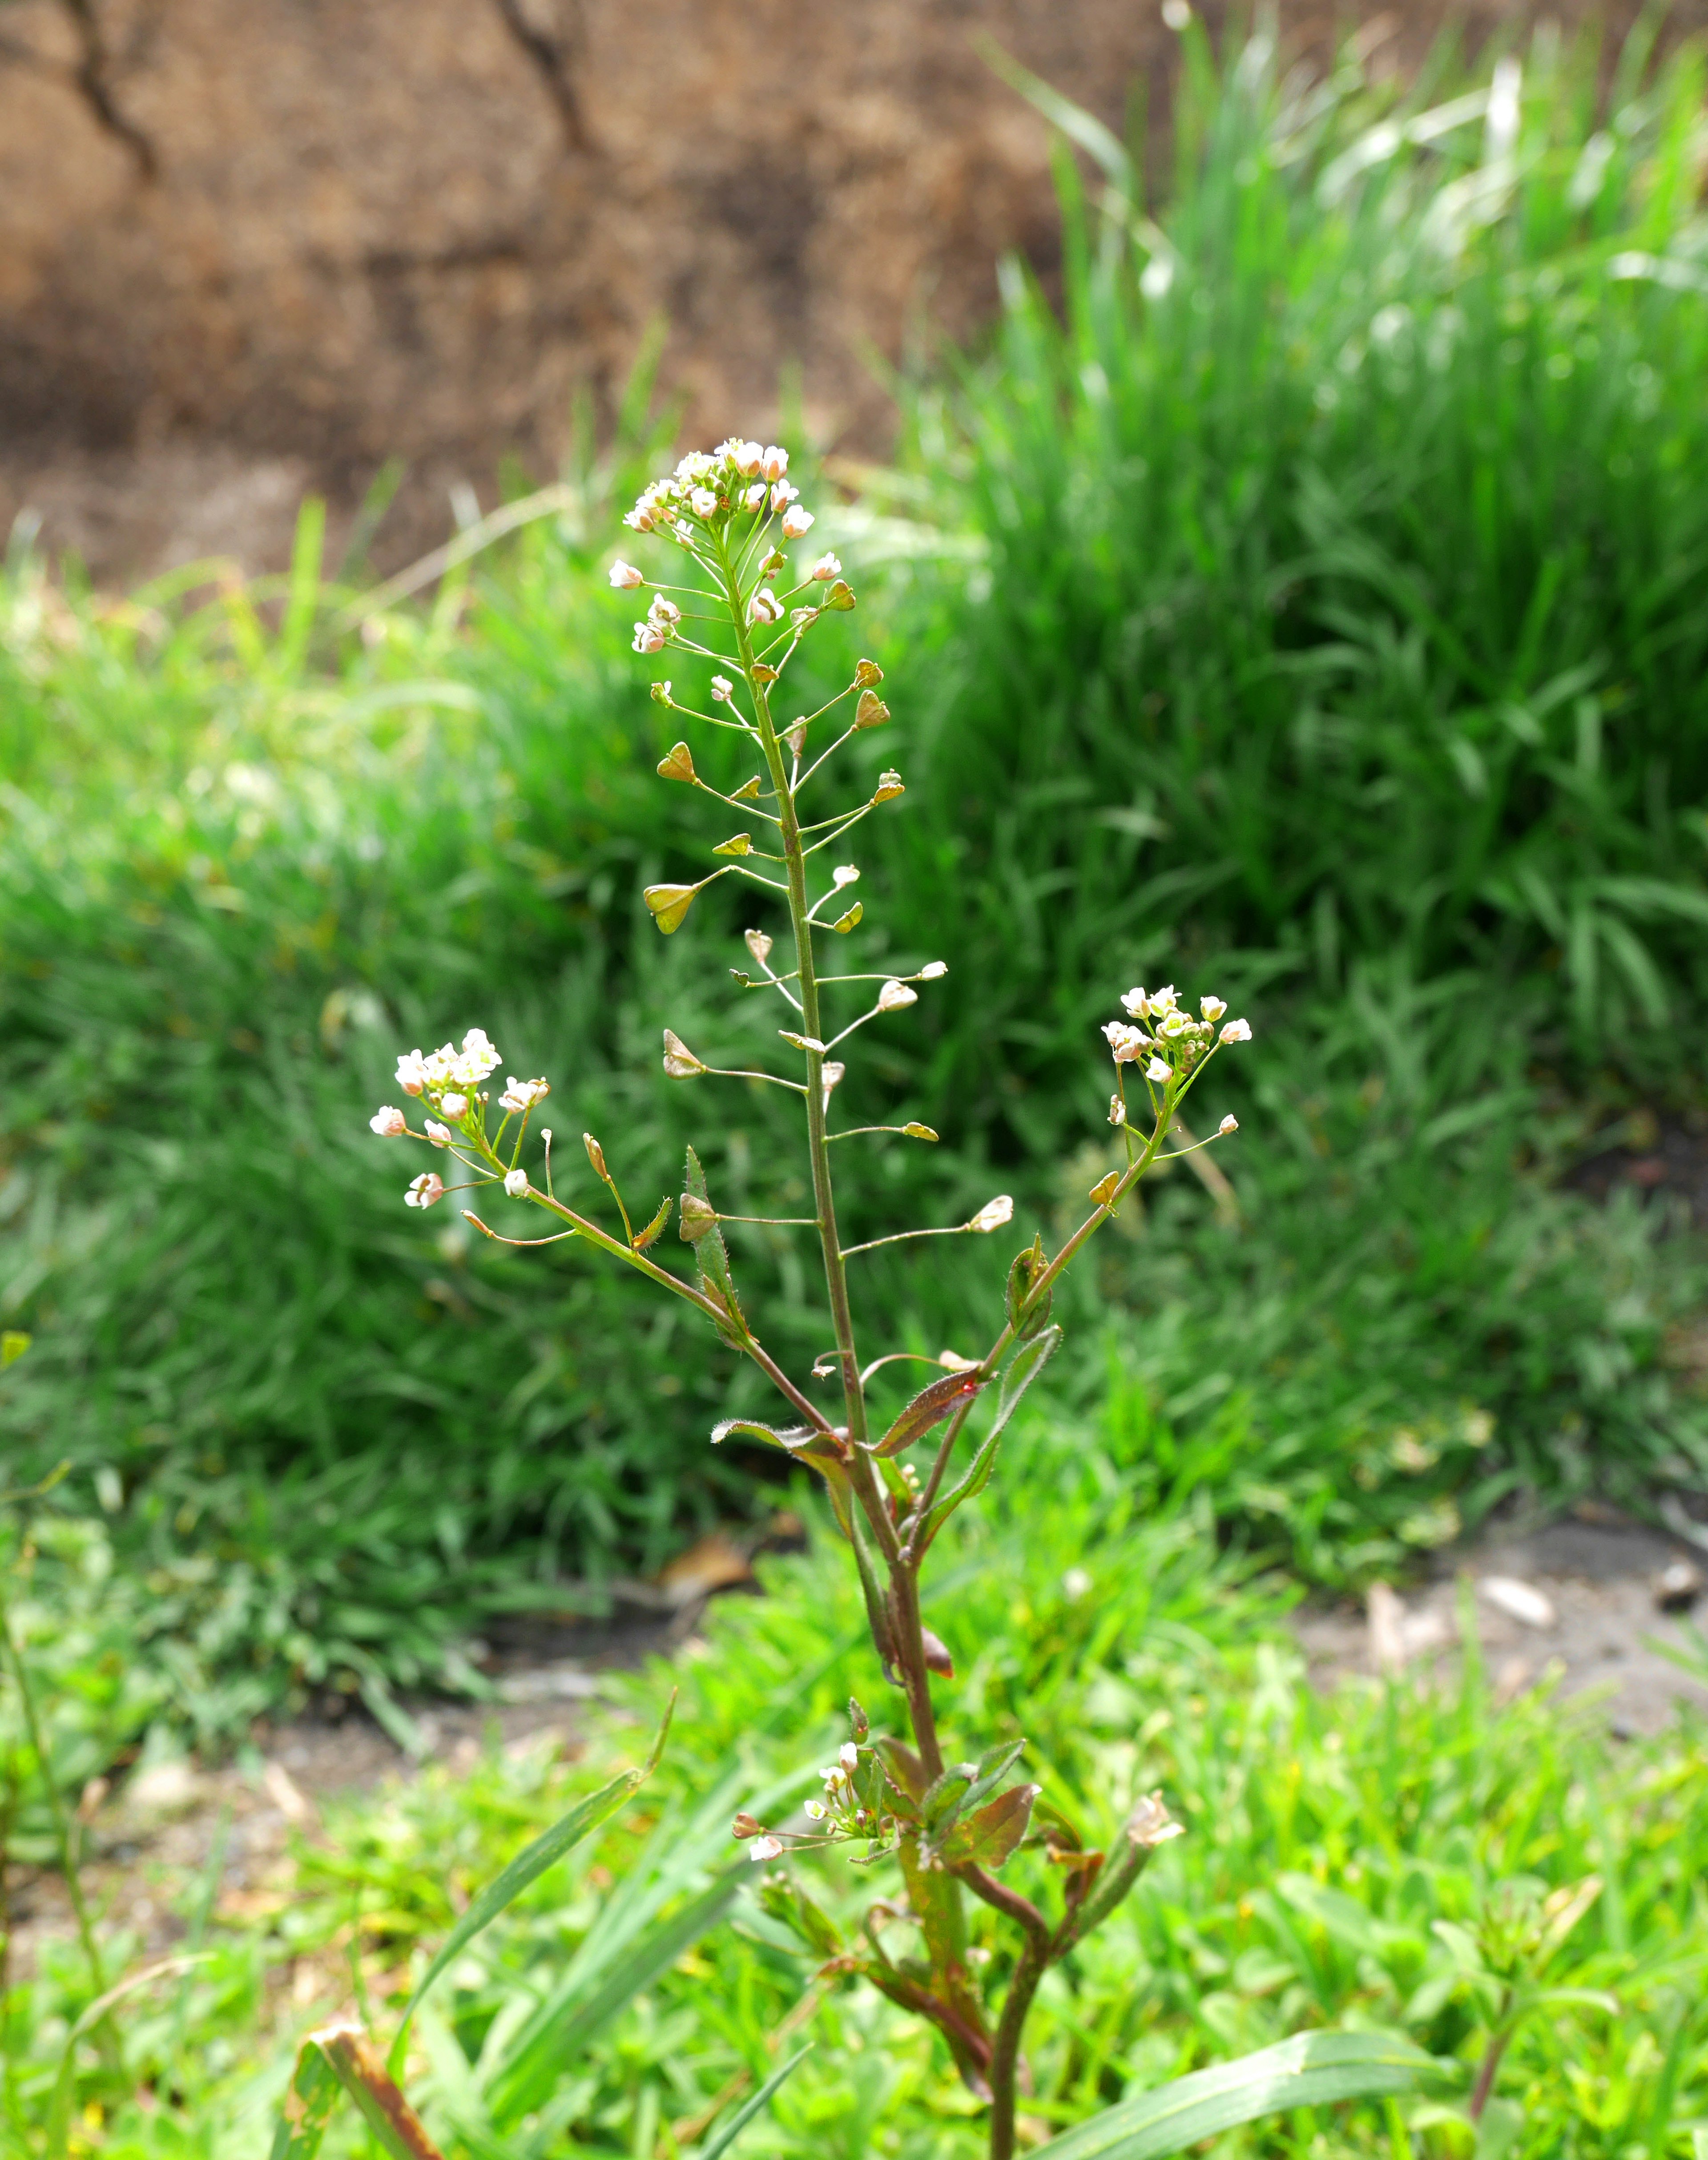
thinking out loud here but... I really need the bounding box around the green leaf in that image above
[392,1697,672,2050]
[270,2030,344,2160]
[50,1957,207,2160]
[632,1195,673,1251]
[1035,2031,1445,2160]
[0,1330,30,1369]
[938,1781,1040,1869]
[923,1326,1062,1543]
[684,1145,751,1343]
[868,1367,986,1457]
[696,2044,814,2160]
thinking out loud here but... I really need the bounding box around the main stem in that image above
[716,542,943,1782]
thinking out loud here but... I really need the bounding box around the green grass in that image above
[3,15,1708,1729]
[6,1433,1707,2157]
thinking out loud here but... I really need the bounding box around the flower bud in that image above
[608,559,644,588]
[1219,1113,1239,1135]
[710,675,733,702]
[1108,1094,1126,1126]
[370,1105,407,1137]
[657,741,696,783]
[854,689,889,729]
[731,1811,766,1838]
[769,480,799,511]
[440,1092,469,1119]
[651,680,674,705]
[748,1835,785,1863]
[690,487,718,519]
[1144,1056,1172,1084]
[904,1122,938,1141]
[405,1173,445,1210]
[877,980,917,1012]
[920,1629,955,1677]
[396,1050,429,1096]
[850,1698,870,1741]
[584,1133,608,1178]
[504,1168,529,1198]
[761,445,789,482]
[1220,1017,1253,1043]
[744,482,768,512]
[1200,995,1227,1022]
[735,441,765,477]
[821,1060,846,1107]
[662,1028,705,1078]
[781,504,814,539]
[824,580,856,612]
[425,1120,453,1148]
[969,1195,1014,1234]
[810,552,842,581]
[1120,986,1148,1018]
[647,595,681,626]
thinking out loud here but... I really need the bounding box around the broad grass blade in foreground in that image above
[391,1693,674,2055]
[273,2022,443,2160]
[1035,2031,1445,2160]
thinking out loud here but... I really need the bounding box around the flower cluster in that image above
[622,439,814,544]
[367,1025,550,1213]
[1102,984,1251,1088]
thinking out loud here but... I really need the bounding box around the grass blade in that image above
[696,2043,814,2160]
[1035,2031,1445,2160]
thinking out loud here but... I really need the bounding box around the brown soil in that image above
[4,0,1702,582]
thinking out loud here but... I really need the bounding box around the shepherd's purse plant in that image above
[349,437,1438,2160]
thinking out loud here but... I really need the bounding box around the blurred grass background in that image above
[4,12,1708,1733]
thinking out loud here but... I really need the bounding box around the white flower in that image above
[1103,1021,1146,1064]
[1158,1010,1191,1038]
[370,1105,407,1137]
[832,863,859,887]
[877,980,917,1012]
[735,440,765,476]
[769,480,799,510]
[1219,1113,1239,1135]
[749,589,784,625]
[748,1835,784,1863]
[457,1028,501,1081]
[647,594,681,626]
[969,1194,1014,1233]
[690,487,718,519]
[918,960,947,979]
[761,445,789,482]
[781,504,814,539]
[504,1168,529,1198]
[396,1049,429,1096]
[1145,1056,1172,1084]
[711,675,733,701]
[808,552,842,580]
[406,1173,445,1209]
[608,560,644,589]
[439,1092,468,1119]
[820,1763,847,1790]
[1149,984,1178,1014]
[426,1120,453,1148]
[1120,986,1149,1018]
[1200,995,1227,1022]
[744,482,768,512]
[1108,1094,1126,1127]
[632,621,665,654]
[1220,1017,1253,1044]
[804,1799,828,1821]
[840,1742,859,1771]
[500,1076,550,1112]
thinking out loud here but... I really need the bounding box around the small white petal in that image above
[1145,1056,1172,1084]
[370,1105,407,1137]
[504,1168,529,1198]
[608,559,644,589]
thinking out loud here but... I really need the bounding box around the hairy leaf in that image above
[868,1367,986,1457]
